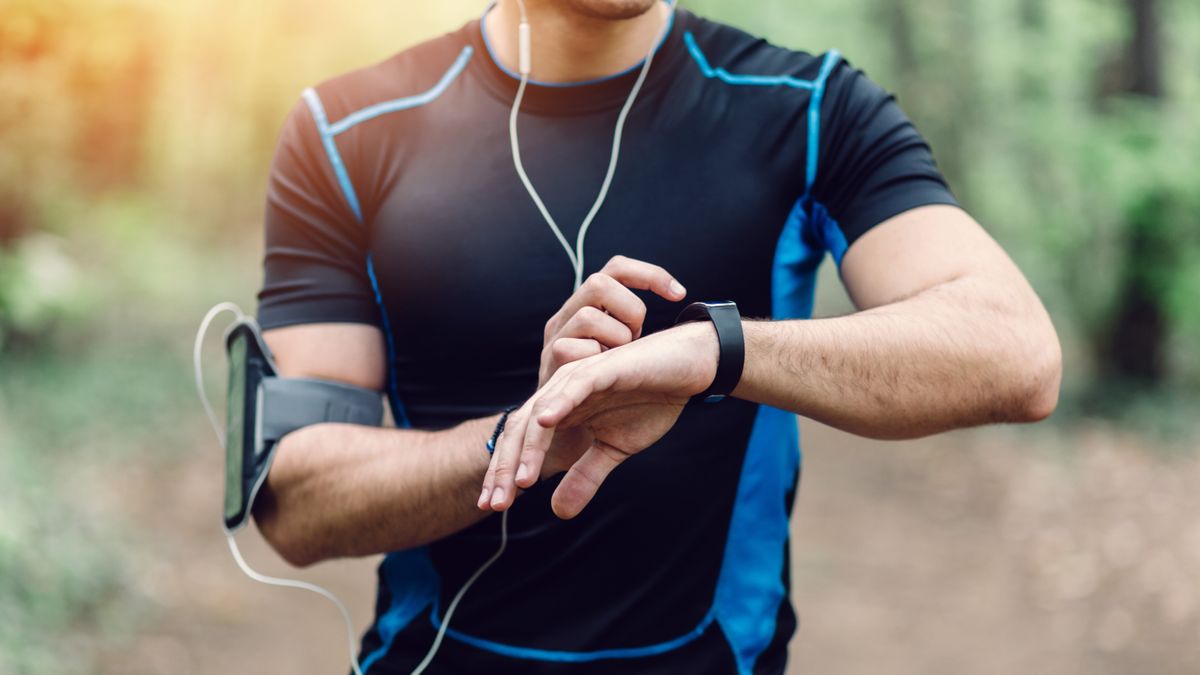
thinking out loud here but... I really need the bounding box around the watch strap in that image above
[674,301,745,403]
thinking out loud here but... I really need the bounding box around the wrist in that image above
[672,321,720,395]
[453,413,505,469]
[729,319,757,400]
[486,406,518,455]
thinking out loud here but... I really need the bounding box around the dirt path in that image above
[98,420,1200,674]
[790,421,1200,674]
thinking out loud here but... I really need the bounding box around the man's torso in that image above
[257,7,956,672]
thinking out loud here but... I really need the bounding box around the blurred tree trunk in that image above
[1103,0,1166,382]
[881,0,916,91]
[1127,0,1163,97]
[876,0,972,195]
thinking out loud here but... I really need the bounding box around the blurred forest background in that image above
[1,0,1197,673]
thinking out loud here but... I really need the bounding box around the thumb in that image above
[550,440,629,520]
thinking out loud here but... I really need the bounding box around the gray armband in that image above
[259,377,384,447]
[223,317,385,532]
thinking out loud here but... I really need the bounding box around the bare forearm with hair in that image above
[253,415,497,567]
[734,274,1061,439]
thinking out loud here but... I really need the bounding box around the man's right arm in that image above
[252,322,496,567]
[252,257,686,567]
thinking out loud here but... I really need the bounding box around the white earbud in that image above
[518,20,531,76]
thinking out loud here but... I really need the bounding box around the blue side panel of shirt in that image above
[696,36,842,673]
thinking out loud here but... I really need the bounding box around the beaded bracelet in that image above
[486,406,519,455]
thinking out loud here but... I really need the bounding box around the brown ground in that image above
[95,419,1200,674]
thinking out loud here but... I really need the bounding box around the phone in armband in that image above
[221,318,386,533]
[223,319,279,533]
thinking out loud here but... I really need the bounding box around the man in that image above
[252,0,1061,673]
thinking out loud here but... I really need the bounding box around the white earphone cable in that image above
[419,2,676,666]
[410,510,508,675]
[509,0,676,289]
[194,303,505,675]
[424,1,678,668]
[193,303,366,675]
[225,533,365,675]
[193,302,246,442]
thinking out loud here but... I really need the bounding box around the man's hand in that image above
[480,322,719,519]
[539,255,687,386]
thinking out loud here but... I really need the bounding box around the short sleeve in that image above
[810,60,959,250]
[255,96,381,330]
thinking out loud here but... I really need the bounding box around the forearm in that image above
[253,414,498,566]
[733,274,1061,439]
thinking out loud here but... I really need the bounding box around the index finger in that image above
[599,255,686,301]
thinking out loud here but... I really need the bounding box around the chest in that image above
[369,109,800,335]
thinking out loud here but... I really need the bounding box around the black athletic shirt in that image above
[257,6,956,674]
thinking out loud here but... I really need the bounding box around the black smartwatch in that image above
[673,301,745,403]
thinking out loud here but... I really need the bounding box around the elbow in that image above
[255,499,322,568]
[252,438,326,567]
[276,540,322,569]
[1009,328,1063,423]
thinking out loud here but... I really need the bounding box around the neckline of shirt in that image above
[464,6,690,116]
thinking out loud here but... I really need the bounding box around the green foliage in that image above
[689,0,1200,385]
[0,234,86,350]
[0,442,132,675]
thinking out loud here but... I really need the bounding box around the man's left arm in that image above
[734,203,1061,440]
[729,59,1062,439]
[483,57,1065,517]
[483,204,1061,519]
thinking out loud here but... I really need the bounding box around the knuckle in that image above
[585,272,616,298]
[531,396,555,415]
[632,301,647,323]
[597,271,619,288]
[551,337,573,358]
[577,305,604,325]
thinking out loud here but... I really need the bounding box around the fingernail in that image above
[670,280,686,296]
[491,487,506,508]
[516,463,529,483]
[478,488,490,507]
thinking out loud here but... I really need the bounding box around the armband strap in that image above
[222,315,387,533]
[260,377,385,447]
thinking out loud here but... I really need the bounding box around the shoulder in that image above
[683,15,902,134]
[679,12,833,89]
[303,24,475,126]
